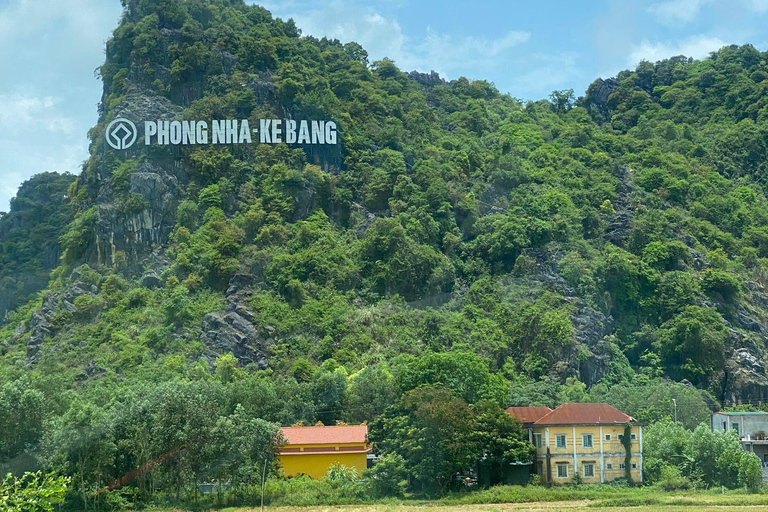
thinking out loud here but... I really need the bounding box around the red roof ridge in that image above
[280,424,368,446]
[533,403,636,425]
[282,425,367,428]
[506,406,553,424]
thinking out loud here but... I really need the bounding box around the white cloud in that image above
[0,0,117,48]
[265,2,530,82]
[510,52,580,97]
[0,0,121,210]
[648,0,715,24]
[286,5,408,65]
[0,95,76,134]
[412,29,530,78]
[627,35,726,66]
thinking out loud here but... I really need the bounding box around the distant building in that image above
[712,411,768,476]
[278,425,371,479]
[508,403,643,484]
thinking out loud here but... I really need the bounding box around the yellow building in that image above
[507,403,643,484]
[278,425,371,479]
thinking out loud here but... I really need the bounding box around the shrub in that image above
[656,464,691,491]
[0,472,69,512]
[365,453,408,498]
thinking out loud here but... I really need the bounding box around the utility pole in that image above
[260,458,268,512]
[672,399,677,423]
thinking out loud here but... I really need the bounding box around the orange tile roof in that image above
[281,425,368,446]
[534,403,636,426]
[506,406,553,424]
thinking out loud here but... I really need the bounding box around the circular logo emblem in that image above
[105,118,138,150]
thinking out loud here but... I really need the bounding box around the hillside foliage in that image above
[3,0,768,505]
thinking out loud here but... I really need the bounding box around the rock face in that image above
[200,273,272,368]
[92,88,187,269]
[574,306,615,386]
[583,77,619,120]
[25,275,98,363]
[520,249,615,385]
[141,269,163,289]
[408,70,445,88]
[604,167,635,246]
[26,310,53,362]
[723,348,768,405]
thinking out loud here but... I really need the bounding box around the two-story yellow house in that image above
[278,425,371,479]
[508,403,643,484]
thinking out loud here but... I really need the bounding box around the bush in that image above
[365,453,408,498]
[1,472,70,512]
[656,464,691,491]
[262,474,368,506]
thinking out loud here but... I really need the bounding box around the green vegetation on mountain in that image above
[0,172,75,318]
[3,0,768,506]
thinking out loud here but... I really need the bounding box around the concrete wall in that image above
[279,451,367,479]
[712,413,768,439]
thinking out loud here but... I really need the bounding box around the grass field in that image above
[228,501,768,512]
[192,487,768,512]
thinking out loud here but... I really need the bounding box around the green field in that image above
[142,486,768,512]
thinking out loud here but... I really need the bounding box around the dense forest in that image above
[4,0,768,506]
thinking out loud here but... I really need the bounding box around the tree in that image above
[393,351,509,405]
[470,400,535,485]
[370,387,476,495]
[550,89,575,113]
[370,387,534,496]
[312,363,348,425]
[210,405,282,493]
[359,217,454,300]
[643,420,762,490]
[44,402,116,511]
[345,364,399,424]
[592,379,713,430]
[657,306,728,384]
[0,378,46,461]
[642,420,693,484]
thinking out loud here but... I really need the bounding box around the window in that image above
[631,463,637,469]
[606,462,613,470]
[536,461,543,475]
[582,434,593,448]
[630,433,637,440]
[534,433,542,448]
[605,434,612,441]
[557,463,568,478]
[583,463,595,478]
[732,423,740,435]
[619,463,625,470]
[556,434,567,448]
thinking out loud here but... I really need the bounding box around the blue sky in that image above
[1,0,768,210]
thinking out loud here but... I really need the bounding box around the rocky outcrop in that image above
[583,77,619,120]
[574,307,615,386]
[200,273,273,368]
[605,167,635,246]
[408,70,445,88]
[141,269,163,289]
[723,347,768,405]
[93,87,187,269]
[351,202,377,238]
[25,268,98,363]
[26,310,53,362]
[518,249,615,385]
